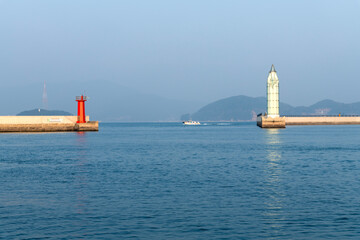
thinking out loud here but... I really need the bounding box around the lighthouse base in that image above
[76,121,99,131]
[257,115,286,128]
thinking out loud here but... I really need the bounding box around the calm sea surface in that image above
[1,123,360,239]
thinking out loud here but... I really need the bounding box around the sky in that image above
[0,0,360,112]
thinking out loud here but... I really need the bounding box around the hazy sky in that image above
[1,0,360,107]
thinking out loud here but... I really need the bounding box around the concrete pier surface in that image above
[0,116,98,132]
[257,114,360,128]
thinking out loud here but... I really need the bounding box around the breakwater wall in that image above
[257,114,360,128]
[0,116,98,132]
[286,116,360,125]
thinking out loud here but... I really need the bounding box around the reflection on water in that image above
[263,129,285,235]
[76,131,86,140]
[74,132,90,238]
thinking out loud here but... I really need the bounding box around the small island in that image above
[17,109,73,116]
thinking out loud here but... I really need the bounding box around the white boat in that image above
[183,120,201,125]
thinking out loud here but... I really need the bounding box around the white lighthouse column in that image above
[267,64,280,118]
[257,64,285,128]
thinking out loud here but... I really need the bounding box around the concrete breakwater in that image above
[0,116,98,132]
[286,116,360,125]
[257,114,360,128]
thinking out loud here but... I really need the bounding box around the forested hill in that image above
[181,95,360,121]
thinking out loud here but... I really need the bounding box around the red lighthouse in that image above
[76,95,87,123]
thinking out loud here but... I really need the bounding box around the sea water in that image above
[1,123,360,239]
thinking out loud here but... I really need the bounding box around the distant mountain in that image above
[1,81,203,122]
[182,95,360,121]
[17,109,73,116]
[285,99,360,116]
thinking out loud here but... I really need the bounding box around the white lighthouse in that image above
[267,64,279,118]
[257,65,285,127]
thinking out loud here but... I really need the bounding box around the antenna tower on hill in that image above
[42,81,48,109]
